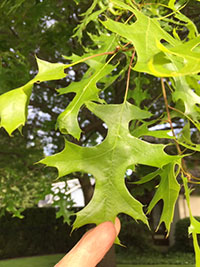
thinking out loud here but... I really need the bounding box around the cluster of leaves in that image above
[1,0,200,265]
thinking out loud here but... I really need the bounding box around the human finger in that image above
[55,218,120,267]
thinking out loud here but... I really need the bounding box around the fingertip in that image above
[95,221,117,244]
[114,217,121,236]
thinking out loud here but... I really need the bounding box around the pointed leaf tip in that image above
[33,56,67,83]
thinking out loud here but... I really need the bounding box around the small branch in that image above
[68,45,134,68]
[168,105,200,131]
[161,79,200,182]
[161,78,182,154]
[124,50,135,103]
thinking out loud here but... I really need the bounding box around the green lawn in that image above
[0,254,195,267]
[0,254,64,267]
[118,266,194,267]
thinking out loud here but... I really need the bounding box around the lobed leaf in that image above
[56,34,119,139]
[149,37,200,77]
[40,101,180,228]
[0,57,67,135]
[32,57,66,83]
[172,76,200,121]
[102,9,179,76]
[102,8,200,77]
[147,163,180,232]
[0,83,32,135]
[73,0,106,42]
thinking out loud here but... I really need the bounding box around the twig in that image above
[67,45,134,68]
[161,79,200,182]
[161,78,182,154]
[124,50,135,103]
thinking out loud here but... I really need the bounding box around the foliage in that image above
[174,216,200,252]
[0,208,85,259]
[117,214,154,252]
[1,0,200,265]
[116,250,195,265]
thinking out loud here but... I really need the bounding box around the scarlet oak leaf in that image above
[0,83,32,135]
[33,57,67,83]
[102,6,200,77]
[40,101,179,228]
[147,163,180,232]
[0,57,67,135]
[57,34,118,139]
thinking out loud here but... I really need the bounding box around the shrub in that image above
[0,207,85,259]
[117,214,154,253]
[174,216,200,252]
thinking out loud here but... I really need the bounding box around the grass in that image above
[118,266,194,267]
[0,255,195,267]
[0,254,64,267]
[0,253,195,267]
[116,250,195,265]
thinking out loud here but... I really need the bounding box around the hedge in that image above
[0,207,85,259]
[117,214,154,253]
[174,216,200,252]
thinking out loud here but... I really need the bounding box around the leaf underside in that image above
[40,101,179,228]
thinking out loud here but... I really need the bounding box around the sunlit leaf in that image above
[147,163,180,232]
[56,34,118,139]
[0,83,32,135]
[102,9,179,75]
[131,122,174,139]
[172,76,200,121]
[102,8,200,77]
[149,37,200,77]
[33,57,67,83]
[40,101,179,228]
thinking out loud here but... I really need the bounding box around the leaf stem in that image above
[66,46,134,69]
[161,78,182,154]
[124,50,135,103]
[161,78,200,182]
[168,105,200,132]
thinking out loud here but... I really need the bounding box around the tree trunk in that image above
[78,173,94,205]
[78,174,117,267]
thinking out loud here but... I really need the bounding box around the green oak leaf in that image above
[54,198,74,225]
[73,0,106,42]
[173,13,198,39]
[102,7,200,77]
[40,101,179,228]
[147,163,180,232]
[57,34,118,139]
[56,61,116,139]
[133,169,162,185]
[149,37,200,77]
[0,56,67,135]
[32,56,67,83]
[127,77,150,107]
[102,8,179,75]
[0,82,32,135]
[172,76,200,121]
[176,122,200,151]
